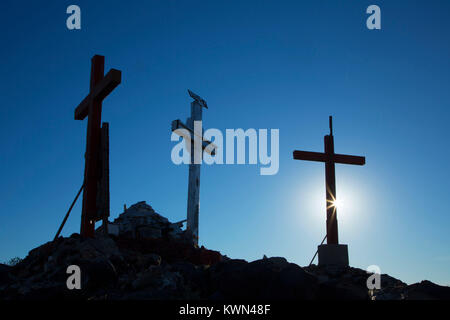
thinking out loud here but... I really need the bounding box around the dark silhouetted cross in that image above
[75,55,121,238]
[293,116,365,245]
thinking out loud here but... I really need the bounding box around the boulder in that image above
[2,202,447,301]
[137,226,162,240]
[404,280,450,300]
[208,257,318,300]
[99,201,185,242]
[134,253,162,270]
[0,264,14,289]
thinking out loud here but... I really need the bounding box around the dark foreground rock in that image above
[403,280,450,300]
[208,257,318,300]
[3,202,448,300]
[1,235,449,300]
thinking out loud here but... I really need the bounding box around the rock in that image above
[135,253,162,270]
[0,264,11,272]
[16,283,67,300]
[170,262,208,298]
[208,259,248,299]
[79,257,118,292]
[370,274,407,300]
[129,265,184,299]
[318,279,369,300]
[168,222,186,239]
[2,203,447,301]
[0,264,14,288]
[277,263,318,299]
[137,226,162,240]
[132,266,163,290]
[305,265,408,300]
[97,201,185,242]
[404,280,450,300]
[196,246,222,265]
[260,257,289,271]
[209,258,318,300]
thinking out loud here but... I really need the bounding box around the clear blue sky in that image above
[0,0,449,286]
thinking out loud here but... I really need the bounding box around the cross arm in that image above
[293,150,327,162]
[293,150,365,165]
[171,119,192,135]
[333,154,365,165]
[75,69,122,120]
[171,119,217,155]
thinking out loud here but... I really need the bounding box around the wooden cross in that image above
[98,122,110,235]
[171,90,216,246]
[75,55,121,238]
[293,116,365,245]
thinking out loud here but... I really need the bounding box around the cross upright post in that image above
[293,116,365,266]
[171,90,216,246]
[186,99,203,245]
[99,122,110,235]
[325,116,338,244]
[75,55,121,238]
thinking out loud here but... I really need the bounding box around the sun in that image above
[326,190,346,213]
[294,174,364,227]
[331,198,344,210]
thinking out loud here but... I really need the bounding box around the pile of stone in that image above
[0,235,319,300]
[304,264,407,300]
[1,202,449,300]
[0,232,223,300]
[98,201,186,241]
[304,264,450,300]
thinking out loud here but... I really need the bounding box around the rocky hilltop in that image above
[1,202,449,300]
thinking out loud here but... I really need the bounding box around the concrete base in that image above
[318,244,349,267]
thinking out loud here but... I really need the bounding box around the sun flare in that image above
[332,198,343,209]
[326,192,346,213]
